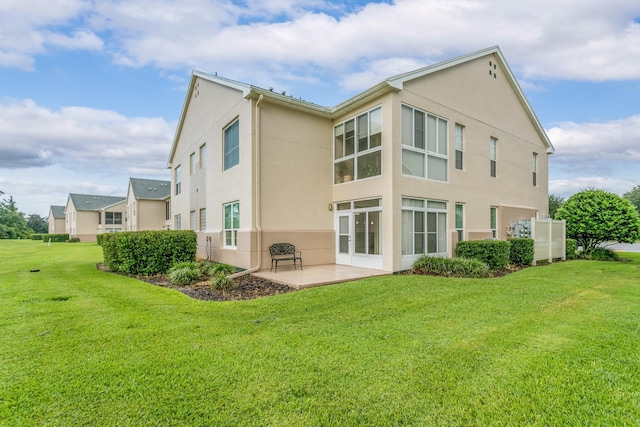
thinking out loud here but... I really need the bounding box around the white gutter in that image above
[229,94,264,279]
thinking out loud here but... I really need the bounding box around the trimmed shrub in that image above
[508,238,534,266]
[168,262,201,286]
[455,240,511,271]
[31,234,44,241]
[100,230,197,276]
[413,255,491,278]
[210,271,234,292]
[67,237,80,243]
[566,238,577,260]
[96,234,107,246]
[40,234,70,243]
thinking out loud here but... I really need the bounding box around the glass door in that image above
[336,213,352,265]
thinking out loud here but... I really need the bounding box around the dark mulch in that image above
[97,264,295,301]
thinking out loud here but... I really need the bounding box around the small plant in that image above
[210,271,234,292]
[196,259,215,276]
[584,247,620,261]
[211,263,235,275]
[168,261,201,286]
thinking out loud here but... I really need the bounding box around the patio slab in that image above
[253,264,389,289]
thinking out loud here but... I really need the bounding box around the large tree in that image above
[0,192,30,239]
[555,189,640,253]
[548,194,565,219]
[623,185,640,214]
[27,214,48,234]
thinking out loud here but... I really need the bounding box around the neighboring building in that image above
[65,194,127,242]
[48,205,66,234]
[126,178,172,231]
[167,46,554,272]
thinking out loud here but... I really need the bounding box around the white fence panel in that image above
[531,218,566,265]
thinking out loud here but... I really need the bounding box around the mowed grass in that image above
[1,241,639,426]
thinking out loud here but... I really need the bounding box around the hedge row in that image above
[100,230,197,276]
[455,240,513,270]
[40,234,70,242]
[31,234,44,240]
[566,238,577,260]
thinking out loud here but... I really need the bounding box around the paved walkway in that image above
[606,242,640,252]
[254,264,388,289]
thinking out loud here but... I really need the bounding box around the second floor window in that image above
[200,144,206,169]
[334,107,382,184]
[174,165,181,195]
[490,137,497,177]
[105,212,122,225]
[532,152,538,186]
[455,124,464,170]
[224,119,239,170]
[402,105,448,182]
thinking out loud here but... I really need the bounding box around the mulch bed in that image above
[97,264,295,301]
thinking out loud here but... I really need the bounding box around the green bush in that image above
[210,271,234,292]
[413,255,491,278]
[40,234,70,243]
[566,238,577,260]
[195,260,236,276]
[455,240,511,271]
[67,237,80,243]
[96,234,107,246]
[585,247,620,261]
[508,238,534,266]
[31,234,44,241]
[168,262,201,286]
[100,230,197,276]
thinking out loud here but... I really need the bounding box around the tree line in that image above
[0,191,48,239]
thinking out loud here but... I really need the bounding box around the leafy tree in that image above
[548,194,565,219]
[0,192,31,239]
[27,214,48,234]
[623,185,640,214]
[555,189,640,253]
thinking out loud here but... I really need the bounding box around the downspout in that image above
[230,93,264,278]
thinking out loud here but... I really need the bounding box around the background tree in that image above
[0,193,31,239]
[623,185,640,214]
[555,189,640,253]
[548,194,565,219]
[27,214,49,234]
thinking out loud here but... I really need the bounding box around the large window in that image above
[174,165,181,195]
[402,198,447,256]
[334,107,382,184]
[165,200,170,221]
[490,137,497,177]
[105,212,122,225]
[455,203,464,242]
[353,199,382,255]
[402,105,448,181]
[224,202,240,248]
[532,152,538,186]
[224,119,239,170]
[455,124,464,170]
[174,214,181,231]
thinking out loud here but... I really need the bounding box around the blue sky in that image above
[1,0,640,217]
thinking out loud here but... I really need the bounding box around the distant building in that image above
[126,177,171,231]
[65,193,126,242]
[47,205,66,234]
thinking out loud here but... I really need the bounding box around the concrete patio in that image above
[253,264,389,289]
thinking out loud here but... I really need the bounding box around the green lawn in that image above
[1,240,639,426]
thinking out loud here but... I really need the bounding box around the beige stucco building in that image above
[48,205,66,234]
[65,194,127,242]
[167,46,554,272]
[125,178,171,231]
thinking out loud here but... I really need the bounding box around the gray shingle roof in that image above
[129,178,171,200]
[69,194,126,211]
[50,205,65,219]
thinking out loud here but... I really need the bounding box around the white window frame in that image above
[174,165,181,195]
[224,119,239,171]
[190,210,196,230]
[105,212,122,225]
[224,202,240,248]
[490,206,498,238]
[455,203,464,242]
[490,137,497,178]
[402,198,448,268]
[199,208,206,231]
[334,107,382,184]
[200,144,206,169]
[190,152,196,174]
[402,104,448,182]
[455,124,464,170]
[532,152,538,186]
[174,214,182,231]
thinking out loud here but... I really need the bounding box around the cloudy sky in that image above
[1,0,639,217]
